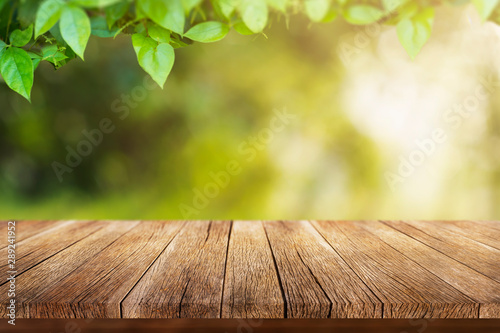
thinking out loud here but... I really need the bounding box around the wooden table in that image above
[1,220,499,319]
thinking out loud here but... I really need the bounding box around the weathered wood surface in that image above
[0,221,139,319]
[264,221,382,318]
[0,220,499,319]
[312,221,477,318]
[0,220,69,249]
[382,220,500,284]
[0,220,104,277]
[222,221,284,318]
[122,221,230,318]
[28,221,184,318]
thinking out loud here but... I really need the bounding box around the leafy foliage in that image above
[0,0,499,100]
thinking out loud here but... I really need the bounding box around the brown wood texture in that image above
[472,220,500,231]
[0,220,104,279]
[264,221,382,318]
[419,220,500,250]
[382,220,500,284]
[0,220,69,249]
[311,220,478,318]
[26,221,184,318]
[0,220,499,319]
[0,221,139,319]
[353,221,500,318]
[122,221,230,319]
[222,221,284,318]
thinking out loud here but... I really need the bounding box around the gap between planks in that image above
[2,220,499,319]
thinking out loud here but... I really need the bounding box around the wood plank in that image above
[0,220,497,320]
[0,220,104,281]
[222,221,284,318]
[0,220,71,249]
[471,220,500,231]
[26,221,184,319]
[0,221,139,319]
[263,221,382,318]
[355,221,500,318]
[422,221,500,251]
[382,220,500,284]
[122,221,230,319]
[311,221,477,318]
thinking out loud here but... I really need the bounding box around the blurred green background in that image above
[1,5,500,220]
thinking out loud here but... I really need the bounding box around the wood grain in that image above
[420,220,500,251]
[312,220,478,318]
[0,221,139,319]
[222,221,284,318]
[471,220,500,231]
[264,221,382,318]
[0,220,70,249]
[27,221,184,318]
[382,220,500,284]
[122,221,231,319]
[0,220,77,249]
[355,221,500,318]
[0,220,498,319]
[0,220,104,281]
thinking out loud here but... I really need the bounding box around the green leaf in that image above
[136,41,175,88]
[169,36,189,48]
[0,40,7,58]
[396,9,434,59]
[35,0,64,38]
[148,24,171,43]
[131,33,157,55]
[60,5,91,59]
[27,52,43,72]
[42,44,68,67]
[239,0,268,33]
[344,5,384,25]
[70,0,122,7]
[135,23,147,35]
[321,9,338,23]
[472,0,499,21]
[182,0,203,13]
[212,0,239,19]
[185,21,229,42]
[136,0,185,35]
[27,51,42,59]
[10,24,34,47]
[0,47,34,101]
[90,16,120,37]
[416,7,435,26]
[304,0,330,22]
[49,22,66,45]
[105,1,131,28]
[233,20,254,35]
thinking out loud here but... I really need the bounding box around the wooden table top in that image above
[1,220,499,319]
